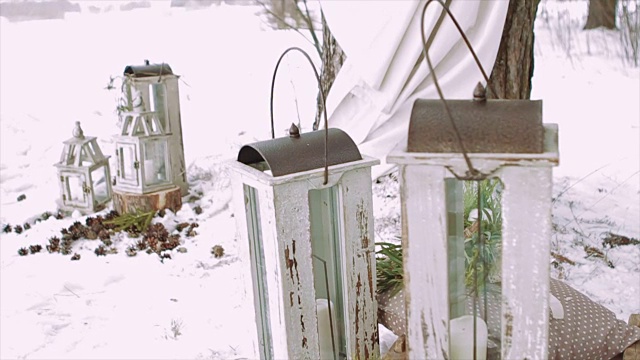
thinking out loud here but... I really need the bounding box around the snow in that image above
[1,1,638,359]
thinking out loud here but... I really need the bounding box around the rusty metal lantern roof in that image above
[124,61,173,78]
[407,98,544,154]
[237,128,362,177]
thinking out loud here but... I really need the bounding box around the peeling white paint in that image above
[388,124,559,360]
[229,156,380,359]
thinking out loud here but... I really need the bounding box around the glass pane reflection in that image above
[91,167,109,203]
[309,186,347,360]
[448,179,504,360]
[143,140,168,185]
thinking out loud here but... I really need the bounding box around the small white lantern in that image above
[54,121,112,214]
[121,61,188,196]
[387,85,559,359]
[112,111,173,194]
[229,125,380,360]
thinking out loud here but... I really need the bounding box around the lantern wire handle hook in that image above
[270,47,329,185]
[420,0,500,180]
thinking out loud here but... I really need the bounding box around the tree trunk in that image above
[488,0,541,100]
[314,11,346,130]
[584,0,618,30]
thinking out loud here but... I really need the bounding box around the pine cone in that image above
[94,245,107,256]
[211,245,224,259]
[98,229,110,241]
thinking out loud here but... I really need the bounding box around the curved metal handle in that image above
[420,0,500,179]
[270,47,330,185]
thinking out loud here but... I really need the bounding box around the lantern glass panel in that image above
[122,115,134,135]
[142,140,168,185]
[132,119,147,136]
[309,186,347,360]
[66,145,77,165]
[80,147,93,166]
[149,83,169,133]
[64,173,86,205]
[448,179,503,360]
[91,167,109,204]
[243,184,273,360]
[118,144,138,183]
[88,142,101,159]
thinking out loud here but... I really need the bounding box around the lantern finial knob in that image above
[289,123,300,138]
[72,121,85,139]
[144,59,150,65]
[473,82,486,101]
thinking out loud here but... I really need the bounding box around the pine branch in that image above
[104,210,155,233]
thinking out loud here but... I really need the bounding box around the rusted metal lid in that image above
[124,62,173,77]
[237,128,362,177]
[407,99,544,153]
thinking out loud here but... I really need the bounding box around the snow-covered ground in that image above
[1,1,638,359]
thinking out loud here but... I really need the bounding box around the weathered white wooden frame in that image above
[229,156,380,360]
[55,132,112,214]
[124,74,188,196]
[387,124,559,360]
[113,112,173,195]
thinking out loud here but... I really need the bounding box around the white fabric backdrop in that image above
[319,0,509,178]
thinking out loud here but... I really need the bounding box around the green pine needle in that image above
[104,210,155,233]
[375,179,503,296]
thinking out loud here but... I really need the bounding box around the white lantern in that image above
[54,121,112,214]
[229,124,380,360]
[387,84,559,359]
[121,61,188,196]
[112,111,173,194]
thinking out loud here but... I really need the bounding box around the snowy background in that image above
[1,1,638,359]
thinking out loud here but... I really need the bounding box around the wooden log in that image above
[624,314,640,360]
[113,186,182,214]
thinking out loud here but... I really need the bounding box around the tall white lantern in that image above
[54,121,112,214]
[121,61,188,196]
[387,84,559,359]
[229,124,380,360]
[112,111,173,194]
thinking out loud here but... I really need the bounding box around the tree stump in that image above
[624,314,640,360]
[113,186,182,214]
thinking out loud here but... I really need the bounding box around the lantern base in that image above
[57,202,108,216]
[113,185,182,215]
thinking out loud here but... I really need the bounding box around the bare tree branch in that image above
[255,0,317,50]
[297,0,322,58]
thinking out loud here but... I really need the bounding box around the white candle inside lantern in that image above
[316,298,336,360]
[144,159,155,184]
[450,315,487,360]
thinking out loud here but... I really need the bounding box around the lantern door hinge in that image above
[60,175,65,182]
[134,161,140,170]
[82,182,91,194]
[62,194,67,201]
